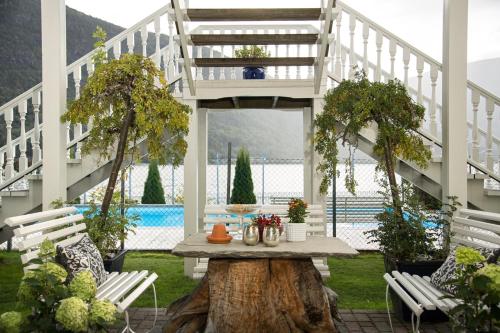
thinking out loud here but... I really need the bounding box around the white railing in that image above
[0,4,183,189]
[330,1,500,179]
[190,24,319,81]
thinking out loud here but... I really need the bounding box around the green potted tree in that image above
[230,147,257,204]
[235,46,269,79]
[314,70,456,320]
[141,160,166,204]
[61,27,191,271]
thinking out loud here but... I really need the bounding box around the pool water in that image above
[75,205,438,229]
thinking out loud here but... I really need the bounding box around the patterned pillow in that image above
[430,247,499,295]
[56,234,107,286]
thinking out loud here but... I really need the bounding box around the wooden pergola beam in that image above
[190,34,319,46]
[187,8,324,21]
[314,0,335,94]
[171,0,195,96]
[193,57,315,67]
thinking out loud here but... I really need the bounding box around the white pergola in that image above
[40,0,469,275]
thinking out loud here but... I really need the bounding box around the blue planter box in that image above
[243,67,265,79]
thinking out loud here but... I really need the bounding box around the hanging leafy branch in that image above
[314,70,431,221]
[61,27,191,221]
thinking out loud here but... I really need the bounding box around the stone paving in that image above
[113,308,452,333]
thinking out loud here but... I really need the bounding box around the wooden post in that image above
[41,0,67,208]
[442,0,468,207]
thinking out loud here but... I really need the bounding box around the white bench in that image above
[4,207,159,333]
[384,208,500,332]
[193,204,330,279]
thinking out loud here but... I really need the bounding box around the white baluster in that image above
[18,100,28,171]
[87,58,94,76]
[295,29,300,79]
[168,18,175,80]
[73,67,83,159]
[174,46,181,95]
[348,13,356,79]
[113,40,121,59]
[389,39,396,79]
[154,17,161,66]
[127,33,135,54]
[429,65,438,138]
[196,46,203,80]
[416,56,424,105]
[471,89,480,161]
[341,46,347,80]
[308,30,314,79]
[32,90,42,163]
[362,21,369,73]
[141,25,148,57]
[375,30,383,82]
[284,29,290,79]
[0,153,3,183]
[220,30,226,80]
[486,98,495,170]
[272,29,278,79]
[209,31,214,80]
[230,29,236,79]
[5,108,14,179]
[334,9,343,78]
[403,47,410,87]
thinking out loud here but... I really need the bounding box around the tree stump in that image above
[163,258,339,333]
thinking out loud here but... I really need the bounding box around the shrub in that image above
[141,160,166,204]
[230,148,257,204]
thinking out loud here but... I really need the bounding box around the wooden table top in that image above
[172,233,359,259]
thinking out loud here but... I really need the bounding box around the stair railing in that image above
[0,4,182,189]
[331,1,500,179]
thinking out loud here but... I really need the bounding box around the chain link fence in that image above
[76,158,387,251]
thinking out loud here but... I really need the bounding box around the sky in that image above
[65,0,500,63]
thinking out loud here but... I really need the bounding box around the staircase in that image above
[0,1,499,244]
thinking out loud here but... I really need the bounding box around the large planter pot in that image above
[243,67,265,79]
[103,249,127,273]
[286,223,307,242]
[384,255,448,323]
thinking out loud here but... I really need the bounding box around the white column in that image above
[183,96,198,277]
[42,0,67,208]
[312,98,326,206]
[197,108,207,233]
[442,0,468,206]
[303,107,313,202]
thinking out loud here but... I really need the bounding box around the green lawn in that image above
[0,251,387,314]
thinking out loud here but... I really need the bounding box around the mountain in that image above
[0,0,125,106]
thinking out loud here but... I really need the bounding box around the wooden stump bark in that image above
[163,258,339,333]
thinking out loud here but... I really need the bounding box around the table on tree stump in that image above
[163,233,358,333]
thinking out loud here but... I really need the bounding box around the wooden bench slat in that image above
[454,216,500,234]
[20,233,86,264]
[107,271,149,303]
[452,226,500,246]
[14,214,84,237]
[391,271,435,310]
[96,272,131,299]
[18,223,86,251]
[5,207,77,227]
[116,273,158,313]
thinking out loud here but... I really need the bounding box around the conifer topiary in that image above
[141,160,166,204]
[230,148,257,204]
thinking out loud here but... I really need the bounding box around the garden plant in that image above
[230,148,257,204]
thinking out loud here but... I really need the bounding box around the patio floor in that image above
[116,308,452,332]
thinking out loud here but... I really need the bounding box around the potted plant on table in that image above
[235,45,269,80]
[61,27,190,270]
[314,70,457,320]
[286,198,308,242]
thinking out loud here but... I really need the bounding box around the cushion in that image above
[56,234,107,286]
[430,247,499,294]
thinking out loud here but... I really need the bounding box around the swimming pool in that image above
[75,205,437,229]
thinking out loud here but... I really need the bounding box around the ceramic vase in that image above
[286,223,307,242]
